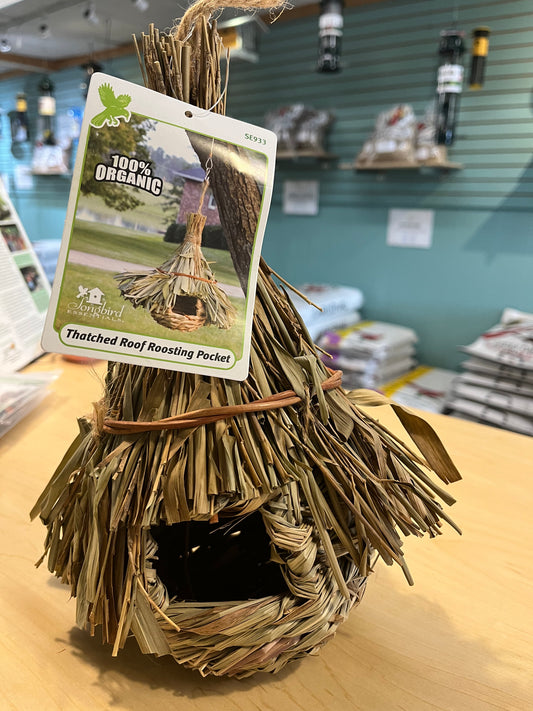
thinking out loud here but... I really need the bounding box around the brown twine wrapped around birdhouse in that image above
[32,0,461,680]
[99,368,342,434]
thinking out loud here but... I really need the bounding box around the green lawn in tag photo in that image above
[77,188,171,235]
[69,218,241,289]
[54,263,247,357]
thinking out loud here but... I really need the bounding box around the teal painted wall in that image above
[0,0,531,368]
[226,0,533,369]
[0,55,143,243]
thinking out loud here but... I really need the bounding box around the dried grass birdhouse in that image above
[115,211,236,332]
[32,1,461,680]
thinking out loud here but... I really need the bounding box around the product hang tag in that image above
[42,73,277,381]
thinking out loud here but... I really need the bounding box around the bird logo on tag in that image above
[90,83,132,128]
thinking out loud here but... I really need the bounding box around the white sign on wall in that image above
[386,208,434,249]
[283,180,320,216]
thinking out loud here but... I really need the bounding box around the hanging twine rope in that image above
[174,0,291,42]
[197,142,214,215]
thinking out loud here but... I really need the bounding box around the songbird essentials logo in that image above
[67,284,125,322]
[90,83,132,128]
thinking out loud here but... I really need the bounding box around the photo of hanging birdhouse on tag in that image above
[114,153,237,334]
[43,74,276,380]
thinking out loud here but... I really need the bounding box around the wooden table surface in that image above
[1,353,532,711]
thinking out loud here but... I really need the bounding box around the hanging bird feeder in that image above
[435,27,465,146]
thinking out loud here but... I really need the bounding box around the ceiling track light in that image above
[132,0,149,12]
[0,37,11,52]
[83,2,99,25]
[39,23,50,39]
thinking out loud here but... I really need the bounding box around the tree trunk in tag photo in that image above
[187,132,264,294]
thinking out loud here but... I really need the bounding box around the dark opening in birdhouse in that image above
[172,295,205,317]
[150,511,288,602]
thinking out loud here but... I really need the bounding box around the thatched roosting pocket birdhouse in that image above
[115,213,236,332]
[31,7,461,681]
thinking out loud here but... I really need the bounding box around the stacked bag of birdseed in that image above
[445,308,533,436]
[381,365,458,414]
[318,320,418,390]
[291,283,364,341]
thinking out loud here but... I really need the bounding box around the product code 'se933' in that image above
[245,133,267,145]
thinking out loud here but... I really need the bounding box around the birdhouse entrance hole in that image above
[172,295,205,317]
[150,511,288,602]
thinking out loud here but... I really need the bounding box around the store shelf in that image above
[340,160,463,172]
[277,150,338,163]
[31,171,72,177]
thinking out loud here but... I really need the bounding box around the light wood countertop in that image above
[1,353,531,710]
